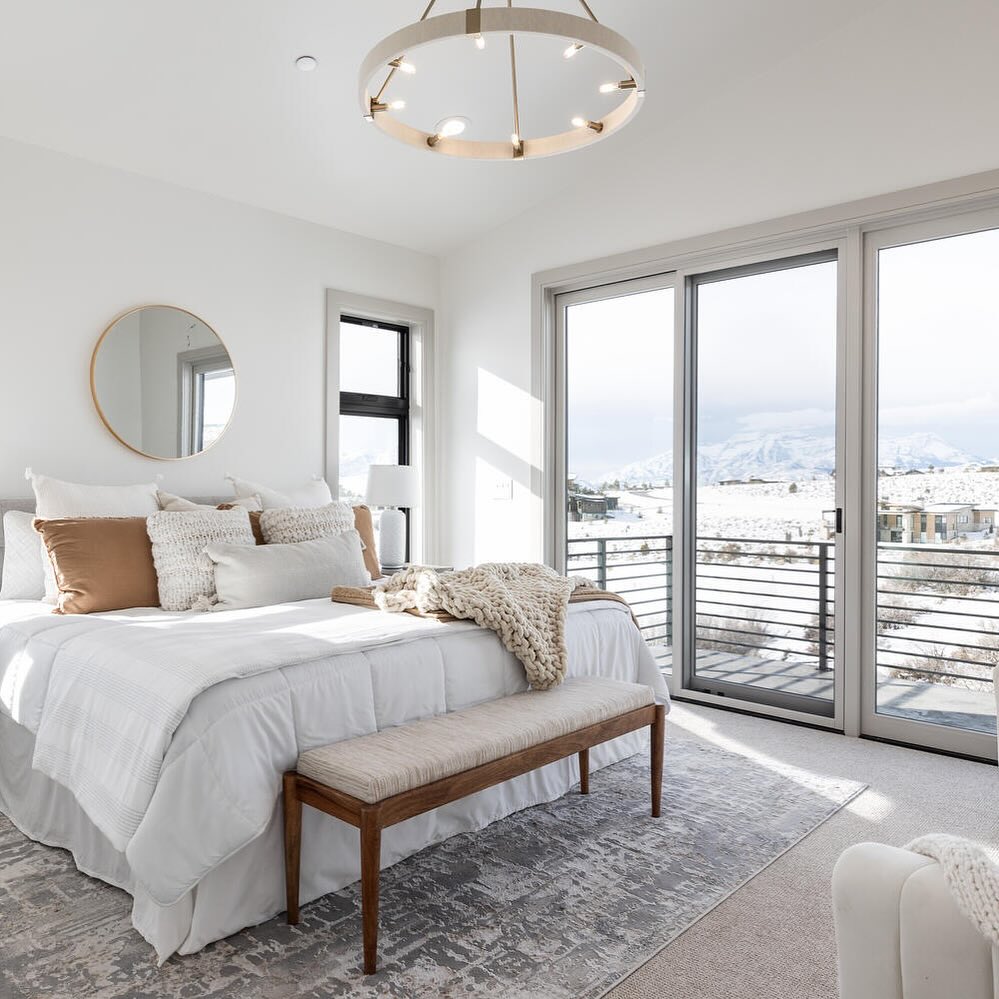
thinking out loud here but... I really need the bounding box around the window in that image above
[689,253,839,718]
[179,347,235,456]
[338,315,410,542]
[559,280,675,671]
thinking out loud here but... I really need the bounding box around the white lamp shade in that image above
[365,464,420,508]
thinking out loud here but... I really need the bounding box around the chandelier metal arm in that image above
[509,33,522,156]
[577,0,598,23]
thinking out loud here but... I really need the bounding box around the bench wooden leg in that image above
[651,703,665,818]
[360,808,382,975]
[578,748,589,794]
[283,772,302,925]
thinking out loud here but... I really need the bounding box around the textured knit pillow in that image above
[259,502,356,545]
[146,509,256,611]
[0,510,45,600]
[207,531,370,611]
[227,475,333,510]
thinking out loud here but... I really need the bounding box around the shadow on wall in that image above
[474,368,544,564]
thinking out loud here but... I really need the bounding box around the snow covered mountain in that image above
[596,431,987,487]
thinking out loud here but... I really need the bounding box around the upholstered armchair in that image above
[833,671,999,997]
[833,841,998,998]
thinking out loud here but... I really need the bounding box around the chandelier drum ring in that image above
[359,7,645,160]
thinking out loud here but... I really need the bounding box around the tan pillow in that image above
[217,504,265,544]
[33,517,161,615]
[352,505,382,580]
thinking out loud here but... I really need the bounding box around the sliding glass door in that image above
[557,277,675,670]
[686,253,841,718]
[865,217,999,757]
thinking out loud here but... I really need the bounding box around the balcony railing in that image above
[877,544,999,696]
[567,535,672,667]
[569,533,999,697]
[695,537,835,674]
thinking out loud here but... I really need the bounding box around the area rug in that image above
[0,734,864,999]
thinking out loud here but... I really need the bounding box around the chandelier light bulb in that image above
[571,116,586,128]
[388,99,406,111]
[599,82,618,93]
[563,42,583,59]
[440,118,467,137]
[390,57,416,74]
[475,33,486,49]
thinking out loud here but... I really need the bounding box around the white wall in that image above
[0,137,438,498]
[437,0,999,568]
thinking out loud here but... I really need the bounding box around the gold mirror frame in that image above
[90,304,237,461]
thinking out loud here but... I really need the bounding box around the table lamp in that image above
[365,464,419,569]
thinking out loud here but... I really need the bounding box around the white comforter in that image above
[0,597,667,920]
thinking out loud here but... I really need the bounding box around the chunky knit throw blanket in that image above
[372,563,599,690]
[907,834,999,947]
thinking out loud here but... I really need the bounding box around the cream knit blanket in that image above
[373,563,598,690]
[907,834,999,947]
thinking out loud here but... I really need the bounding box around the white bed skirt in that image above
[0,711,646,961]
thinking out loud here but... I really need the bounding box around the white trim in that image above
[325,290,437,564]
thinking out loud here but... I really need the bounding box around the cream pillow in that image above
[227,475,332,510]
[259,502,356,545]
[157,490,262,513]
[1,510,45,600]
[28,469,161,602]
[146,509,256,611]
[207,531,369,611]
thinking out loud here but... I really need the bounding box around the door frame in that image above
[860,209,999,761]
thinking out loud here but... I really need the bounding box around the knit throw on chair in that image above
[907,834,999,948]
[373,563,599,690]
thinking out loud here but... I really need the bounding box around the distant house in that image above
[877,502,995,543]
[979,465,999,474]
[568,493,610,522]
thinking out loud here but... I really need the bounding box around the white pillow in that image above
[27,468,161,602]
[227,475,332,510]
[259,502,356,545]
[157,491,262,513]
[146,509,256,611]
[0,511,45,600]
[28,469,160,518]
[207,530,369,611]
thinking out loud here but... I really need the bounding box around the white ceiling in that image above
[1,1,998,256]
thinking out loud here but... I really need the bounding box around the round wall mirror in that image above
[91,306,236,460]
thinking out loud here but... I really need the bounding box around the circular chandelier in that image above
[359,1,645,160]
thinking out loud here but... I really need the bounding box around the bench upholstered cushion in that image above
[297,676,655,804]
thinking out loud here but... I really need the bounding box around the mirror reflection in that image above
[91,306,235,459]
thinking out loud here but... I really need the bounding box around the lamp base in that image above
[377,507,406,569]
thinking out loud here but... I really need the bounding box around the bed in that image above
[0,560,668,961]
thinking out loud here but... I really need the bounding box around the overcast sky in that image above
[567,228,999,482]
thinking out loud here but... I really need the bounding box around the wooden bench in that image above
[282,676,665,975]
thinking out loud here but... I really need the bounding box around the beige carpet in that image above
[606,701,999,999]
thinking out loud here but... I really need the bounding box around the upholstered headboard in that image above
[0,497,228,578]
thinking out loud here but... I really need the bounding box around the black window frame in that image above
[338,315,412,558]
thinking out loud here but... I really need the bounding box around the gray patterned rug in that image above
[0,733,864,999]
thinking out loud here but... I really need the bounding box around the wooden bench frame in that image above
[283,701,665,975]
